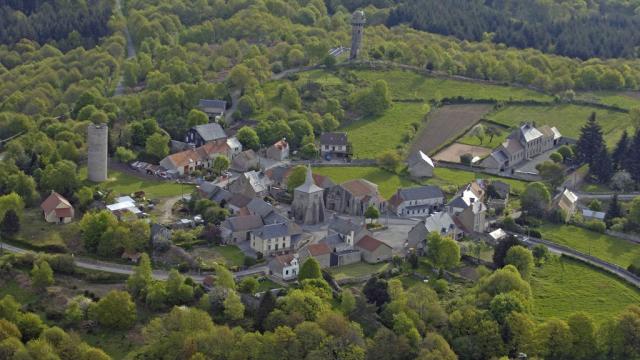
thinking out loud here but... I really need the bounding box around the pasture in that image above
[487,104,633,146]
[576,91,640,110]
[531,256,640,323]
[80,168,192,199]
[457,121,510,149]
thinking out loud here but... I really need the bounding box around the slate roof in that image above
[244,171,271,194]
[340,179,379,198]
[198,99,227,112]
[192,123,227,142]
[408,150,435,168]
[320,132,348,146]
[296,165,323,193]
[253,222,290,239]
[356,235,390,252]
[519,123,543,143]
[396,186,444,202]
[246,198,275,218]
[582,209,605,220]
[423,212,458,234]
[223,215,264,232]
[227,193,252,208]
[151,223,170,238]
[501,137,524,157]
[328,216,364,235]
[489,181,510,199]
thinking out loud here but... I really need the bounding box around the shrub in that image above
[460,153,473,165]
[431,279,448,294]
[244,256,257,267]
[585,220,606,233]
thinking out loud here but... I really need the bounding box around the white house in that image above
[407,151,435,178]
[269,254,299,280]
[388,185,444,217]
[250,222,292,256]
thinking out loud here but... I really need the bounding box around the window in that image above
[285,270,289,275]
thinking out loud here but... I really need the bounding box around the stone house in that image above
[330,250,362,267]
[407,211,462,254]
[231,149,259,172]
[407,150,435,178]
[250,222,292,256]
[41,191,74,224]
[185,122,227,147]
[269,254,299,281]
[226,137,243,157]
[299,243,332,269]
[266,139,289,161]
[320,132,349,158]
[228,171,271,198]
[220,215,264,244]
[388,185,444,217]
[554,188,578,222]
[323,216,370,251]
[355,235,392,263]
[198,99,227,120]
[159,142,231,176]
[326,179,385,216]
[486,180,510,211]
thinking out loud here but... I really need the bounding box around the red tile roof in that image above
[305,243,331,256]
[273,139,289,150]
[341,179,379,198]
[165,142,230,168]
[356,235,390,252]
[40,192,72,215]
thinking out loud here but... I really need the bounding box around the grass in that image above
[298,70,344,86]
[312,166,529,198]
[81,329,136,359]
[329,262,390,281]
[531,256,640,323]
[342,102,430,158]
[353,69,553,102]
[80,167,192,198]
[15,208,75,251]
[576,91,640,110]
[257,277,282,293]
[211,245,245,268]
[538,224,640,268]
[457,122,510,149]
[0,279,37,305]
[487,104,633,146]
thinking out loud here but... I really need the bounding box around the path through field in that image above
[410,104,493,156]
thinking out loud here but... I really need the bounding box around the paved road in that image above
[516,234,640,288]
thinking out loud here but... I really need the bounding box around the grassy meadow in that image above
[80,168,191,198]
[531,256,640,323]
[329,262,390,281]
[456,121,510,149]
[576,91,640,110]
[487,104,633,146]
[538,224,640,268]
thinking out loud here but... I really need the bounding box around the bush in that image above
[585,220,606,233]
[628,260,640,276]
[460,153,473,165]
[527,229,542,239]
[431,279,448,294]
[549,152,563,163]
[244,256,257,267]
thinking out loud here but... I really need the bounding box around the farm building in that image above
[407,150,435,178]
[41,192,74,224]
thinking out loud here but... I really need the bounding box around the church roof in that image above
[295,165,323,193]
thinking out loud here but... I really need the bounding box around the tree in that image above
[39,160,79,197]
[419,332,457,360]
[486,126,502,143]
[549,152,563,163]
[611,171,635,192]
[425,232,460,270]
[214,264,236,290]
[286,165,307,194]
[532,244,550,265]
[145,132,169,161]
[363,277,390,307]
[0,193,24,221]
[364,205,380,224]
[352,80,392,116]
[31,261,53,290]
[612,130,629,170]
[489,292,528,324]
[535,318,572,360]
[165,270,193,305]
[94,291,136,329]
[0,209,20,238]
[187,109,208,127]
[591,147,613,184]
[236,126,260,151]
[340,290,356,316]
[255,290,276,331]
[212,156,230,176]
[127,253,152,300]
[299,258,322,281]
[520,182,551,218]
[568,312,597,360]
[493,236,522,268]
[576,112,605,166]
[627,128,640,183]
[470,124,486,144]
[115,146,136,163]
[229,64,254,91]
[606,193,623,224]
[223,291,245,321]
[504,246,534,279]
[238,277,259,294]
[628,197,640,227]
[376,150,401,172]
[79,211,118,254]
[536,161,565,188]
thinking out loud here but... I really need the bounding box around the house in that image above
[299,243,332,268]
[388,185,444,217]
[250,222,292,256]
[226,137,243,157]
[228,171,271,198]
[41,192,74,224]
[185,123,228,147]
[488,228,507,242]
[159,142,230,176]
[197,183,232,205]
[266,139,289,161]
[330,250,362,267]
[151,223,172,250]
[231,149,259,172]
[407,211,462,253]
[269,254,299,281]
[326,179,385,216]
[265,165,292,189]
[446,184,487,234]
[324,215,370,251]
[486,181,510,211]
[457,201,488,233]
[355,235,393,263]
[554,188,578,222]
[407,150,435,178]
[106,196,141,220]
[220,215,264,244]
[198,99,227,120]
[226,193,252,214]
[582,209,606,221]
[320,132,349,158]
[482,123,562,171]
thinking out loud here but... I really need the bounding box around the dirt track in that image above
[410,104,493,156]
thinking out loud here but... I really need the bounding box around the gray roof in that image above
[423,212,457,234]
[199,182,232,203]
[223,215,264,232]
[228,193,252,208]
[266,165,290,183]
[398,186,444,201]
[491,150,508,164]
[447,196,469,209]
[192,123,227,142]
[151,223,170,238]
[321,233,345,247]
[295,165,323,193]
[247,198,275,218]
[253,222,290,239]
[320,132,348,146]
[199,99,227,111]
[489,181,510,199]
[519,123,543,143]
[264,211,288,225]
[329,216,363,235]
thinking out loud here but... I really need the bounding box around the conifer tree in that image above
[605,194,623,224]
[576,112,605,166]
[255,290,276,332]
[591,147,613,184]
[612,130,629,171]
[626,129,640,183]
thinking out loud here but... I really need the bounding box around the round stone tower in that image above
[350,10,366,60]
[87,123,108,182]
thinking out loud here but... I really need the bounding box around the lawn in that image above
[329,262,389,281]
[457,121,510,149]
[531,256,640,323]
[256,277,282,293]
[538,224,640,268]
[341,102,430,158]
[353,69,553,102]
[487,104,633,146]
[298,69,344,86]
[80,167,192,198]
[15,207,75,252]
[576,91,640,110]
[211,245,245,267]
[312,166,529,198]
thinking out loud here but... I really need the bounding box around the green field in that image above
[342,102,429,158]
[576,91,640,110]
[312,166,528,198]
[487,104,632,146]
[80,168,192,198]
[211,245,245,267]
[457,122,510,149]
[539,224,640,268]
[353,69,553,102]
[531,256,640,322]
[329,262,389,281]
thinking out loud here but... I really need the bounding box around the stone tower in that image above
[87,123,108,182]
[350,10,366,60]
[292,165,326,225]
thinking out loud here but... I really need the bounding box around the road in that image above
[516,234,640,288]
[112,0,137,97]
[0,241,267,282]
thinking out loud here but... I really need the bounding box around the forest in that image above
[0,0,114,50]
